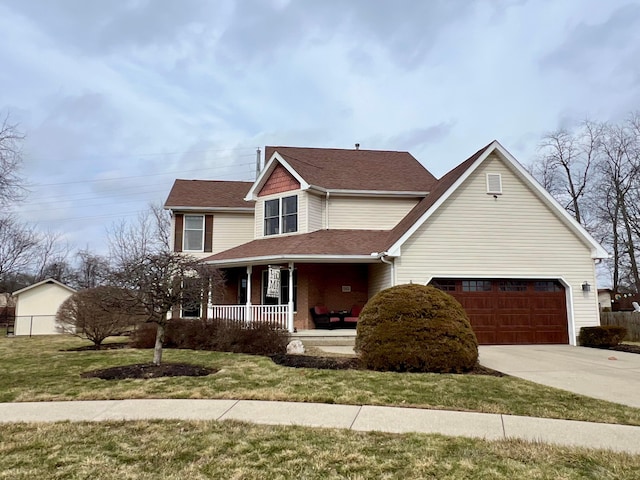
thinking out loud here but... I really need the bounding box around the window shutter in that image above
[486,173,502,195]
[204,215,214,252]
[174,214,183,252]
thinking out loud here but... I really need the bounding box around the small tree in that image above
[56,286,137,348]
[108,205,223,365]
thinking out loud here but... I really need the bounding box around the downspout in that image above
[379,253,395,287]
[371,251,395,287]
[325,191,330,229]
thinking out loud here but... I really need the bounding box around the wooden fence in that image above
[600,312,640,341]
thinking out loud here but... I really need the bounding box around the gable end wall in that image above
[395,154,600,341]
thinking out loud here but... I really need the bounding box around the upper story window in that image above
[183,215,204,251]
[264,195,298,236]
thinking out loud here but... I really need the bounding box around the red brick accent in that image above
[259,164,300,197]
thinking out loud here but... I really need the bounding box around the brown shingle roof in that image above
[165,180,253,209]
[264,146,437,192]
[204,229,389,264]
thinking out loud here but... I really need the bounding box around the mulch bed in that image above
[65,342,130,352]
[81,363,216,380]
[270,354,506,376]
[609,344,640,354]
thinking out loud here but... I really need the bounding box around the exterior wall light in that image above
[582,282,591,292]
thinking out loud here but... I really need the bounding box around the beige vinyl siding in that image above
[368,262,392,298]
[395,154,600,343]
[212,213,254,254]
[307,192,324,232]
[329,196,419,230]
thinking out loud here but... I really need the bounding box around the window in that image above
[181,304,201,318]
[462,280,492,292]
[183,215,204,251]
[499,281,527,292]
[264,199,280,235]
[264,195,298,236]
[238,278,247,305]
[430,279,456,291]
[534,281,563,292]
[261,268,297,310]
[282,196,298,233]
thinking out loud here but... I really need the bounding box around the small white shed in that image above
[13,279,76,336]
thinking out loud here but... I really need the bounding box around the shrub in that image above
[355,284,478,373]
[56,286,140,348]
[129,319,290,356]
[579,325,627,348]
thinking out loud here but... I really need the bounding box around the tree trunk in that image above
[153,322,165,366]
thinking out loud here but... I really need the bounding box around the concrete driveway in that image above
[479,345,640,408]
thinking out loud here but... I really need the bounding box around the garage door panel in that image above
[431,278,568,345]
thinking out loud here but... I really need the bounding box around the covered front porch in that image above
[207,261,389,332]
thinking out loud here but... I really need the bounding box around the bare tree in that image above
[108,205,223,365]
[57,286,139,348]
[531,122,600,226]
[72,249,109,289]
[0,115,26,206]
[32,230,71,282]
[0,215,39,281]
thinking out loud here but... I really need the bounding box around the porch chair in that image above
[342,305,363,328]
[310,305,341,329]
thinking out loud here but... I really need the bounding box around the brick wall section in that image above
[259,164,300,196]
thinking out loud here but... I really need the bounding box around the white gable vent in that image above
[486,173,502,195]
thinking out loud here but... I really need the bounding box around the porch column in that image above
[287,261,294,332]
[246,265,253,323]
[206,279,213,320]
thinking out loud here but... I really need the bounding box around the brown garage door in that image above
[430,279,568,345]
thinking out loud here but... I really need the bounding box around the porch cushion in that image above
[343,305,362,323]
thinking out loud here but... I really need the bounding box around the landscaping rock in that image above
[286,340,305,355]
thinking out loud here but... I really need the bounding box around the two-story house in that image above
[164,141,608,345]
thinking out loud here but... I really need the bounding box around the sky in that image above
[1,0,639,255]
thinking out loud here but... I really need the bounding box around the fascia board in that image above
[386,143,496,256]
[13,278,77,296]
[203,254,379,267]
[307,186,428,197]
[244,152,310,201]
[166,207,254,213]
[388,140,609,260]
[490,141,609,259]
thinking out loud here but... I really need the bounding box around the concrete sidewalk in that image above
[1,399,640,454]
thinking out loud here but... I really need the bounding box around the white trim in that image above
[183,214,205,253]
[307,186,429,198]
[166,206,254,213]
[263,194,298,236]
[388,141,609,259]
[245,152,310,201]
[205,254,379,268]
[423,274,576,346]
[13,278,77,296]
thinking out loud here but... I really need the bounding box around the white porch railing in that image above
[208,304,292,332]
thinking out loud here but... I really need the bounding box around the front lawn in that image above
[2,335,640,426]
[1,420,639,479]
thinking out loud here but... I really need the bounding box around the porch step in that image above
[291,330,356,347]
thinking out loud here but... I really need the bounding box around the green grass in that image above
[2,335,640,426]
[1,420,638,479]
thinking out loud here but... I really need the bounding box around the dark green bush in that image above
[579,325,627,348]
[355,284,478,373]
[129,319,289,356]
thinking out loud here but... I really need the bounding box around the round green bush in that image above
[355,284,478,373]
